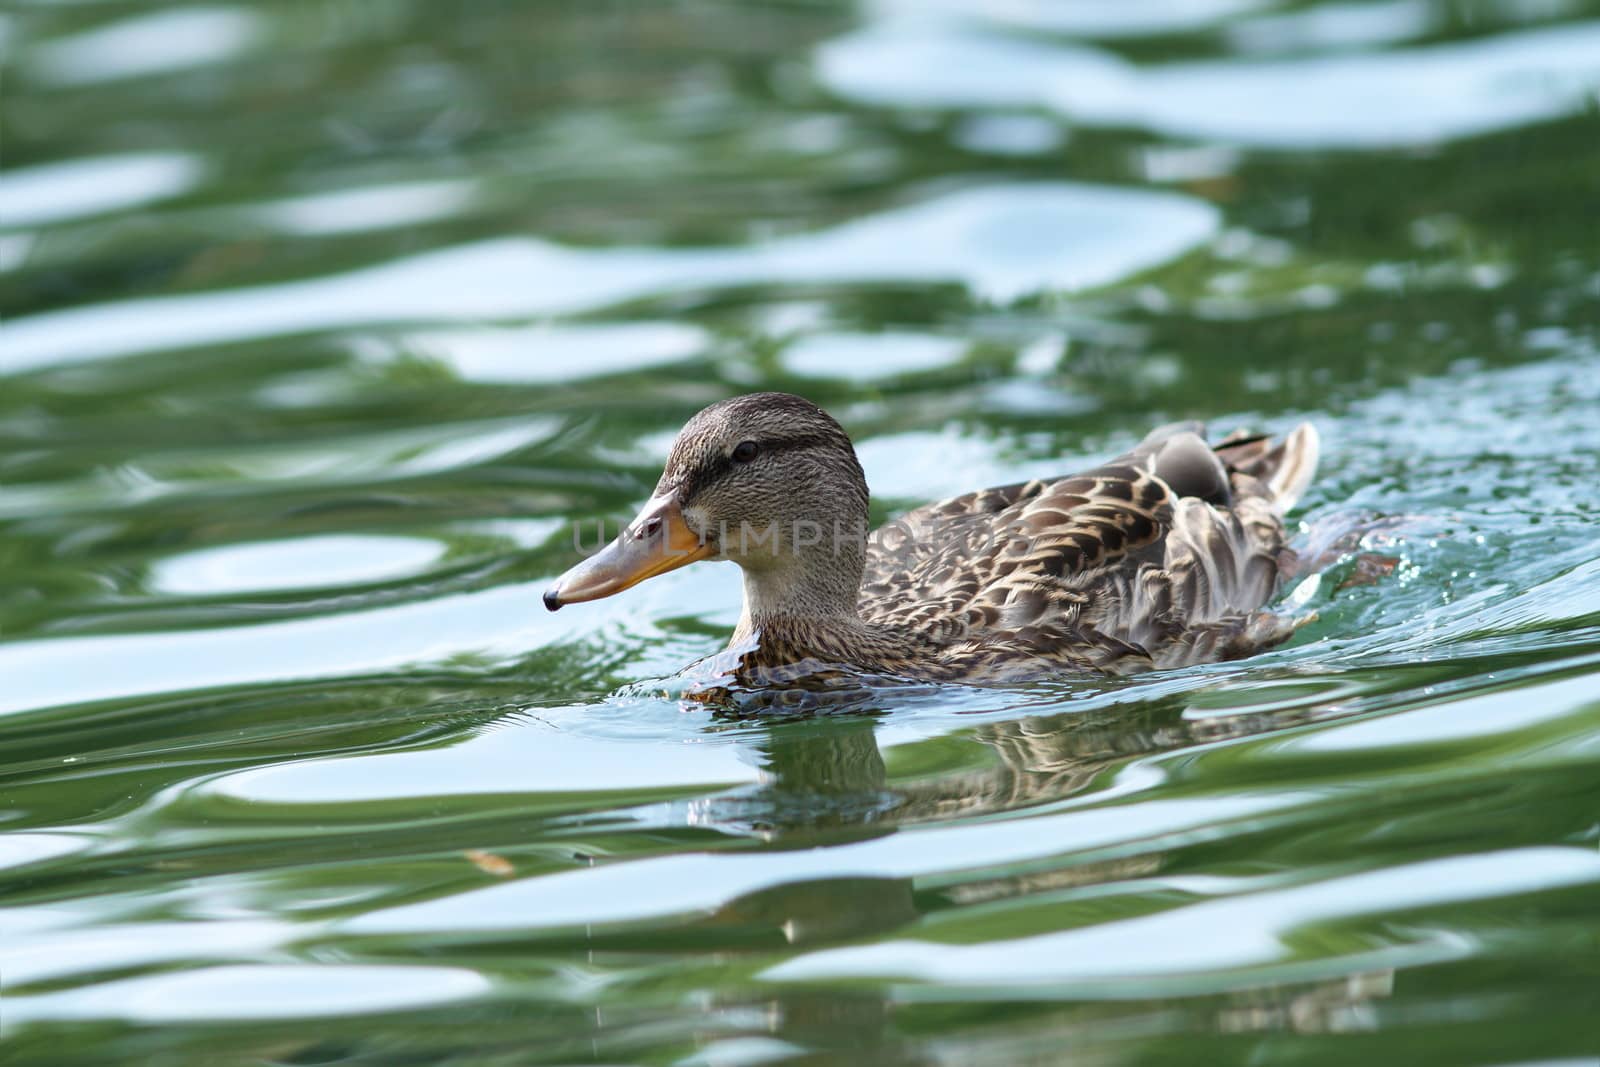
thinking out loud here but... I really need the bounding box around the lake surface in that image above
[3,1,1599,1063]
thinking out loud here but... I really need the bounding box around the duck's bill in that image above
[543,494,714,610]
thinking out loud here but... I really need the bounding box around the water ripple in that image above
[818,19,1600,147]
[2,183,1218,370]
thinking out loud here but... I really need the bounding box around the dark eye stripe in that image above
[682,433,835,500]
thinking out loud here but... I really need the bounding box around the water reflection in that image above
[249,179,480,237]
[3,183,1218,370]
[818,18,1600,147]
[0,152,205,229]
[19,7,263,88]
[9,963,488,1025]
[781,330,968,381]
[394,320,710,384]
[1226,0,1434,52]
[765,846,1600,985]
[864,0,1274,38]
[711,674,1367,843]
[148,533,446,595]
[339,706,1304,939]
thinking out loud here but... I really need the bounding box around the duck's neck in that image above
[731,537,865,646]
[725,536,946,674]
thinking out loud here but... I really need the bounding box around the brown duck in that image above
[544,392,1319,684]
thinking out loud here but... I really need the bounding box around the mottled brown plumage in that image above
[546,392,1320,688]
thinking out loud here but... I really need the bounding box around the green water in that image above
[3,1,1600,1063]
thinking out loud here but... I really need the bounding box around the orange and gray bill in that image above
[543,492,714,610]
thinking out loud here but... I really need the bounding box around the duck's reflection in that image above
[688,689,1327,951]
[721,876,919,948]
[687,966,1397,1065]
[708,690,1308,841]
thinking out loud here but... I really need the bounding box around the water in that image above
[3,1,1599,1063]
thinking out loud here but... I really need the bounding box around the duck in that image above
[544,392,1319,685]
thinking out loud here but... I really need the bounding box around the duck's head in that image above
[543,392,869,617]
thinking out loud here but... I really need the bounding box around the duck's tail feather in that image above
[1215,423,1320,515]
[1149,609,1317,670]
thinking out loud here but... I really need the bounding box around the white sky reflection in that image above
[23,7,262,87]
[763,847,1600,983]
[817,19,1600,149]
[0,153,204,229]
[2,183,1218,371]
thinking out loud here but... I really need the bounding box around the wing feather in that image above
[859,423,1319,671]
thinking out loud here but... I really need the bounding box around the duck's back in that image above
[857,422,1320,676]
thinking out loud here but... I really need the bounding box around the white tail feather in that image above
[1266,423,1320,515]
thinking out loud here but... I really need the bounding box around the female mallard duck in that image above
[545,392,1318,684]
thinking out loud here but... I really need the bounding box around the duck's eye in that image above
[731,440,760,463]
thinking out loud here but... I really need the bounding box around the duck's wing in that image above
[860,423,1320,672]
[859,458,1173,639]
